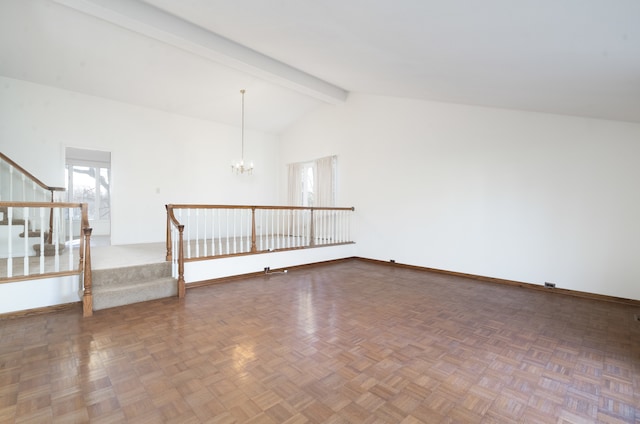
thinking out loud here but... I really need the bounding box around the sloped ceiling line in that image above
[52,0,348,104]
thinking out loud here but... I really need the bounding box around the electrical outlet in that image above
[544,282,556,288]
[264,267,270,273]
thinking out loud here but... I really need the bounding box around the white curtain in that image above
[314,155,336,207]
[287,155,336,207]
[287,162,303,206]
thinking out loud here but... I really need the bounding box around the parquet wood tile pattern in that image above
[1,259,639,423]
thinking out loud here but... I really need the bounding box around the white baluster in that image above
[195,209,200,257]
[210,209,215,256]
[6,207,12,277]
[238,209,244,252]
[226,209,230,254]
[171,226,178,278]
[262,210,266,250]
[246,209,250,252]
[243,209,247,252]
[271,209,275,250]
[246,209,251,252]
[23,207,29,276]
[258,210,263,251]
[53,208,60,272]
[317,210,322,245]
[217,209,223,255]
[325,211,329,244]
[203,208,208,257]
[286,210,290,248]
[292,210,297,247]
[317,210,321,245]
[242,209,246,252]
[274,209,278,249]
[231,209,235,254]
[68,207,74,270]
[39,208,45,274]
[186,209,191,259]
[330,211,334,243]
[299,210,303,247]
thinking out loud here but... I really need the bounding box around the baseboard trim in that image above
[354,257,640,307]
[186,257,357,289]
[0,302,82,320]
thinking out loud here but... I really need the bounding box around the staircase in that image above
[0,205,64,258]
[91,261,177,310]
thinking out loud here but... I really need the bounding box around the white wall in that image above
[185,244,356,283]
[0,76,280,245]
[0,275,80,314]
[280,93,640,301]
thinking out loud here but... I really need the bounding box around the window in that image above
[301,161,315,207]
[65,148,111,221]
[288,155,336,207]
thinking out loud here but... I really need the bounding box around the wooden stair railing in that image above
[0,154,94,317]
[0,152,66,243]
[0,201,93,315]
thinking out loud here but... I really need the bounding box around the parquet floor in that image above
[1,259,639,423]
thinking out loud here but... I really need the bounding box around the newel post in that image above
[82,227,93,317]
[251,207,257,253]
[165,205,172,261]
[177,224,185,298]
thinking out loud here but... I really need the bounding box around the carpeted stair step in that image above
[33,243,66,256]
[91,262,177,310]
[92,276,177,310]
[92,262,172,288]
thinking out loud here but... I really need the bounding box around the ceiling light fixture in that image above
[232,89,254,175]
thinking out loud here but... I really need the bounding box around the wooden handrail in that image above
[0,201,83,208]
[166,204,355,212]
[0,152,65,193]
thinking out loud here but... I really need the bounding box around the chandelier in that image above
[231,89,254,175]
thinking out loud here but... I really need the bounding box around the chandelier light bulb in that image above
[231,89,253,175]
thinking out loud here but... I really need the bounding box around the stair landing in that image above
[91,242,166,270]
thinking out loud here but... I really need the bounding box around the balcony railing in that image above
[166,204,355,297]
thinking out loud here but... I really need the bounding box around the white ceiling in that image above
[2,0,639,133]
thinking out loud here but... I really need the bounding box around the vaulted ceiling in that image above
[1,0,639,133]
